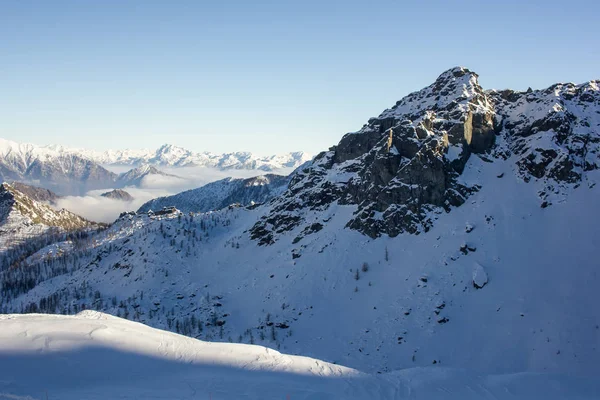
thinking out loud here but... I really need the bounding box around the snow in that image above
[377,67,493,121]
[0,183,91,254]
[0,138,312,197]
[136,174,288,214]
[472,262,488,289]
[446,144,463,162]
[62,142,313,170]
[0,312,598,399]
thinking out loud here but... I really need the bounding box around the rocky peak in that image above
[378,66,489,121]
[0,182,92,229]
[250,68,599,244]
[137,164,161,175]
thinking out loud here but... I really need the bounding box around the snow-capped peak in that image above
[378,66,490,122]
[1,139,312,172]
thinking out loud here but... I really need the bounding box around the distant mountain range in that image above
[0,139,117,195]
[0,138,310,195]
[46,142,311,170]
[0,138,182,195]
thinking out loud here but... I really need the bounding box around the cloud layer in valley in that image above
[55,166,293,223]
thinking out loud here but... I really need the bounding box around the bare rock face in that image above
[250,68,599,244]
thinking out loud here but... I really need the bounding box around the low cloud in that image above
[55,188,163,223]
[54,167,293,223]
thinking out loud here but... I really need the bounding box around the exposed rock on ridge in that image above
[251,67,599,243]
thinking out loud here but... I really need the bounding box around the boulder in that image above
[472,263,489,289]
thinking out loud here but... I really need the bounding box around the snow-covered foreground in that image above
[0,312,598,400]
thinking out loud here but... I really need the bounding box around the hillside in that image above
[0,182,97,269]
[2,312,598,399]
[1,67,598,381]
[137,174,289,213]
[9,181,61,203]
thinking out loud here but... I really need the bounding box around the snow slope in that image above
[0,183,95,263]
[137,174,289,213]
[0,311,598,400]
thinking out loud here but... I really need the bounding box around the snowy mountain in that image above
[0,138,186,195]
[1,67,598,382]
[79,143,312,170]
[115,164,180,187]
[47,142,312,170]
[0,138,118,195]
[100,189,134,201]
[0,182,97,269]
[0,138,310,195]
[251,67,599,242]
[1,312,598,400]
[137,174,289,214]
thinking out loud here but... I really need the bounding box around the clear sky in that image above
[1,0,598,156]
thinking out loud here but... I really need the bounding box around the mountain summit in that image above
[251,67,599,242]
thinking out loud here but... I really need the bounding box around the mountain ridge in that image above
[250,66,599,243]
[43,141,312,170]
[0,182,98,268]
[137,174,289,214]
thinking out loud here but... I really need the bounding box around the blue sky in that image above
[1,0,598,155]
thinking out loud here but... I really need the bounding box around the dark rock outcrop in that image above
[101,189,134,202]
